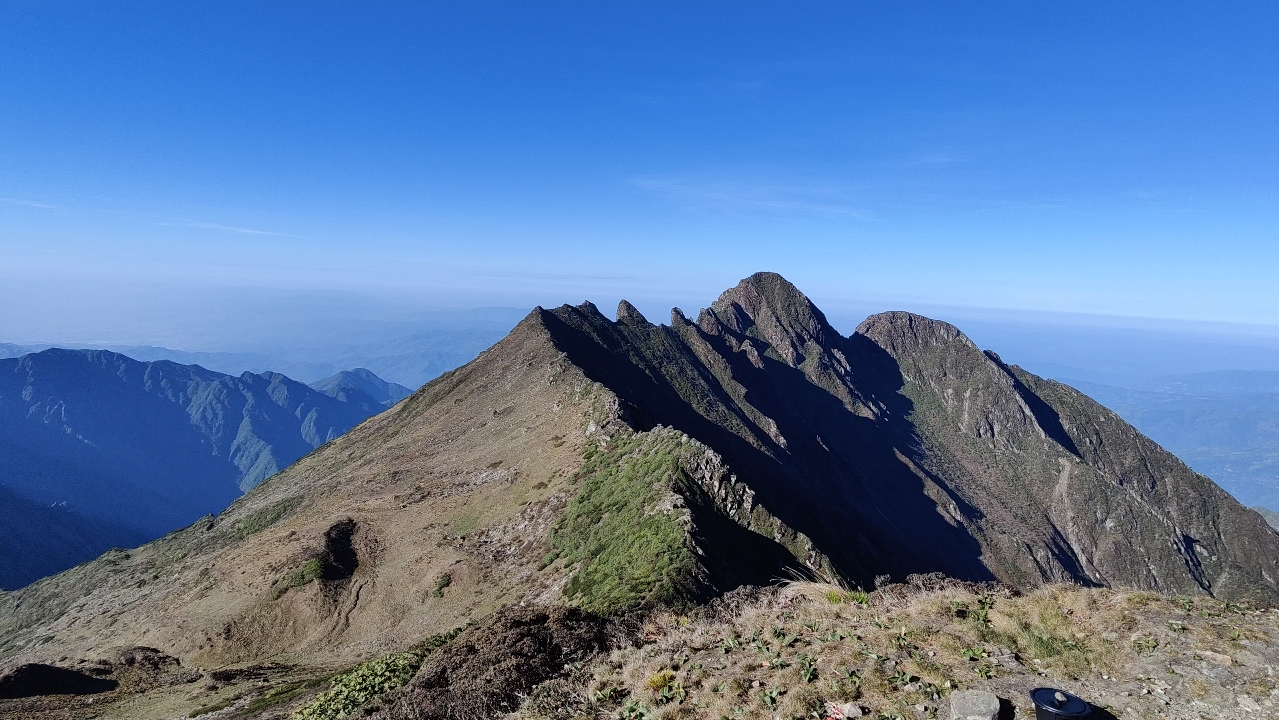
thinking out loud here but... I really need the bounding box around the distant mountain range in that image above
[1254,506,1279,531]
[0,343,35,359]
[1071,372,1279,509]
[309,368,412,406]
[0,308,528,388]
[0,350,401,589]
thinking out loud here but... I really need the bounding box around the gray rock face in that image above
[537,272,1279,602]
[949,690,1000,720]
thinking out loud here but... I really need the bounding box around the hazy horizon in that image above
[6,275,1279,391]
[4,3,1278,336]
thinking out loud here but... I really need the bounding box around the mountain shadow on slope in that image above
[538,273,1279,602]
[985,350,1082,457]
[540,302,992,591]
[0,485,148,590]
[0,663,118,699]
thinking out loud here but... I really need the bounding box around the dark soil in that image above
[111,646,179,669]
[321,518,359,581]
[379,605,606,720]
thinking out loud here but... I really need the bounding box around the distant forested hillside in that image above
[0,349,397,588]
[1074,372,1279,509]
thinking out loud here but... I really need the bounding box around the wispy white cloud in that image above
[633,176,872,218]
[156,220,304,238]
[0,197,59,210]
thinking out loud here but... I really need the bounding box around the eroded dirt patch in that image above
[376,605,606,719]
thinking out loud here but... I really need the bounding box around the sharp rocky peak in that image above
[699,271,839,368]
[615,299,648,324]
[855,310,978,357]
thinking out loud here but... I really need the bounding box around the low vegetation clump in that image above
[505,580,1279,720]
[240,677,328,715]
[544,430,702,614]
[272,557,326,598]
[295,558,325,585]
[292,652,420,720]
[432,572,452,598]
[291,630,459,720]
[186,698,235,717]
[231,496,303,539]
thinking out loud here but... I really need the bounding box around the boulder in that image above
[950,690,1001,720]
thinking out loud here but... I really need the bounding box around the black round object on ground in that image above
[1030,687,1091,718]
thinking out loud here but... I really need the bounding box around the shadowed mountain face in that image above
[0,349,394,589]
[0,486,148,592]
[540,273,1279,602]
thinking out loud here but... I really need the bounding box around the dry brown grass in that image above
[506,581,1279,720]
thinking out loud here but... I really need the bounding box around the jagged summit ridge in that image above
[699,271,839,368]
[615,299,647,324]
[856,310,978,353]
[538,273,1279,602]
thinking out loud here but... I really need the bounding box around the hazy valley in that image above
[0,350,407,589]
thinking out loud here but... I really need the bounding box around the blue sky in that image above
[2,2,1277,346]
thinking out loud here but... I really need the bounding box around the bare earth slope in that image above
[0,312,591,669]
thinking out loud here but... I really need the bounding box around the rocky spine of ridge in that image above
[538,272,1279,603]
[856,308,1279,602]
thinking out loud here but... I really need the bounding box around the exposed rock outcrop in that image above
[539,272,1279,602]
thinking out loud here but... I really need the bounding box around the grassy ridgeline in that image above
[546,431,703,615]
